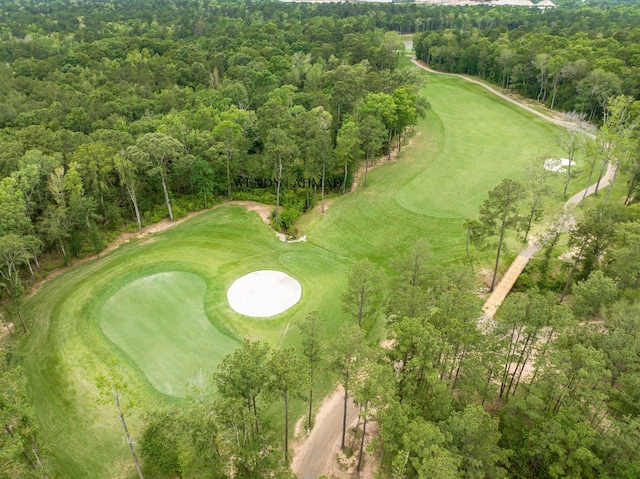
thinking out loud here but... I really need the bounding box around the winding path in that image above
[292,57,615,479]
[408,57,614,320]
[291,388,359,479]
[410,57,593,133]
[481,157,615,320]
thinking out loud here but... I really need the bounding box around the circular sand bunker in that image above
[544,158,576,172]
[227,270,302,317]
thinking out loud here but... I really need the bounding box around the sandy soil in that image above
[292,386,380,479]
[26,200,276,298]
[0,322,17,340]
[226,270,302,317]
[228,200,275,225]
[544,158,576,173]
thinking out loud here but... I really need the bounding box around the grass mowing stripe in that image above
[97,271,239,397]
[396,73,565,218]
[19,63,587,478]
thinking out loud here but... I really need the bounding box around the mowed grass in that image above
[19,64,585,478]
[97,271,239,397]
[395,75,564,217]
[299,70,570,265]
[20,207,348,478]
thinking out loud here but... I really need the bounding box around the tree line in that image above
[134,201,640,477]
[414,1,640,122]
[3,0,640,477]
[0,0,428,336]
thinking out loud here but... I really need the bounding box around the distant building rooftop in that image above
[282,0,556,6]
[536,0,557,9]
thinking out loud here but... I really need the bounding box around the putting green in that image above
[395,75,563,218]
[97,271,239,397]
[20,62,578,478]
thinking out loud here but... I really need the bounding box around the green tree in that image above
[296,311,325,430]
[579,139,602,206]
[328,324,365,450]
[267,347,306,463]
[140,407,181,477]
[462,219,478,266]
[213,340,271,436]
[212,120,245,199]
[606,222,640,290]
[381,412,461,479]
[576,69,622,122]
[442,405,509,479]
[326,62,368,125]
[115,148,146,231]
[191,157,216,209]
[0,177,31,238]
[213,395,289,479]
[0,358,49,478]
[557,120,586,197]
[595,416,640,478]
[601,301,640,400]
[534,53,551,103]
[294,106,333,210]
[95,364,145,479]
[12,149,61,218]
[177,393,227,478]
[334,118,362,194]
[478,178,525,292]
[504,342,608,478]
[428,266,484,396]
[352,357,393,471]
[561,207,617,301]
[0,234,30,333]
[341,258,386,328]
[359,92,397,160]
[264,128,299,228]
[136,133,183,221]
[387,316,441,407]
[522,159,553,243]
[571,270,618,320]
[358,116,386,187]
[65,164,103,255]
[387,239,432,321]
[69,141,115,215]
[392,87,423,156]
[598,95,637,202]
[496,290,552,399]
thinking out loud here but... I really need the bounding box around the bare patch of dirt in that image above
[323,418,380,479]
[294,412,308,442]
[292,386,382,479]
[227,200,275,225]
[27,201,279,298]
[292,387,359,479]
[477,268,494,293]
[0,322,17,341]
[558,247,579,262]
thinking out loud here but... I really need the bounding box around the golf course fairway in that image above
[20,67,585,478]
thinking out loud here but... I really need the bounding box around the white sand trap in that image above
[227,270,302,317]
[544,158,576,172]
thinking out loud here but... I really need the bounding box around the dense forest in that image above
[413,1,640,119]
[1,0,640,478]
